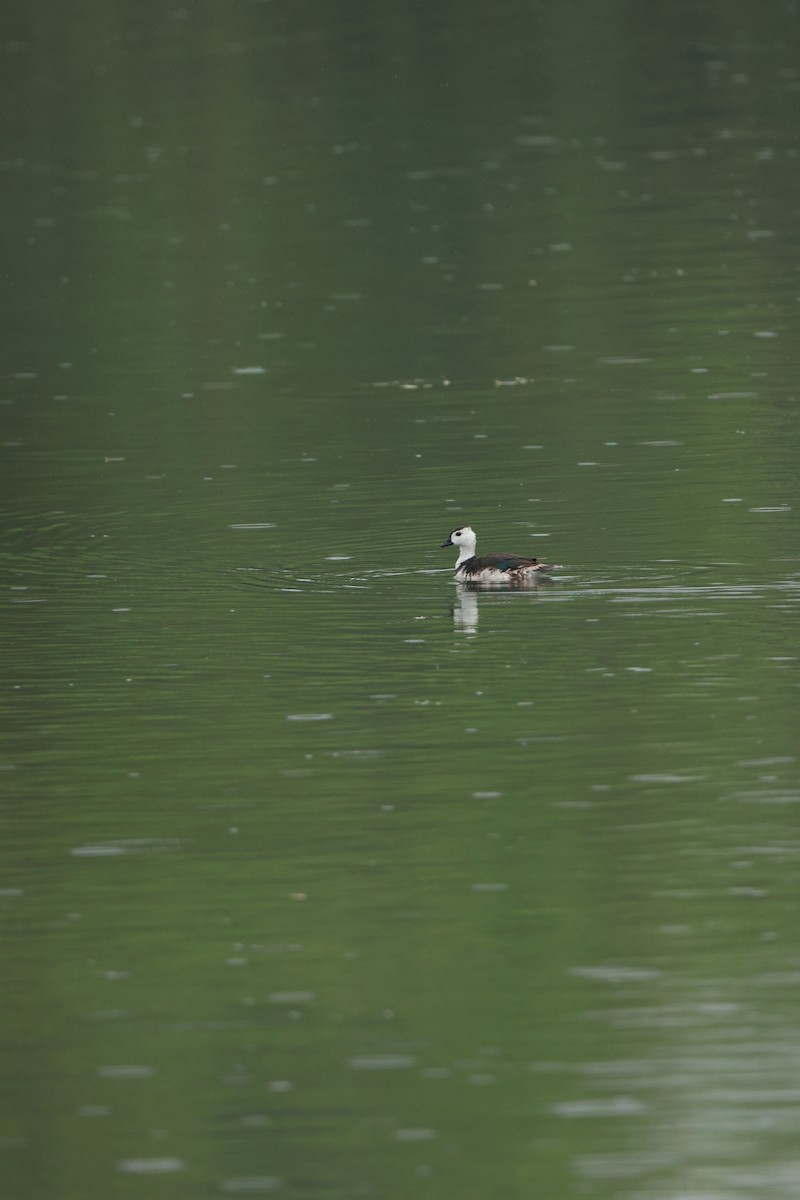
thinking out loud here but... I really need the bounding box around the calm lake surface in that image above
[2,2,800,1198]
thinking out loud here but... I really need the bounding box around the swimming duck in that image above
[440,525,562,583]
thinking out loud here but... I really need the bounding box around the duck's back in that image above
[457,552,551,579]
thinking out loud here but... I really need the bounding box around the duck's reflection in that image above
[452,585,480,633]
[451,577,556,633]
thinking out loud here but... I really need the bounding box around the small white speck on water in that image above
[286,713,333,722]
[569,965,661,983]
[473,791,503,799]
[551,1097,647,1118]
[347,1055,417,1070]
[71,845,126,857]
[630,773,703,783]
[118,1159,185,1174]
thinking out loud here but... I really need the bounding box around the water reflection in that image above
[452,578,558,633]
[453,585,480,634]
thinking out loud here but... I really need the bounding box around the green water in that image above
[2,2,800,1198]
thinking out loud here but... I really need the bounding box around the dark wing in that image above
[472,552,538,572]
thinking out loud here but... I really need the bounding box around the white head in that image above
[440,525,476,563]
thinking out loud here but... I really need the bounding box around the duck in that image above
[440,525,562,583]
